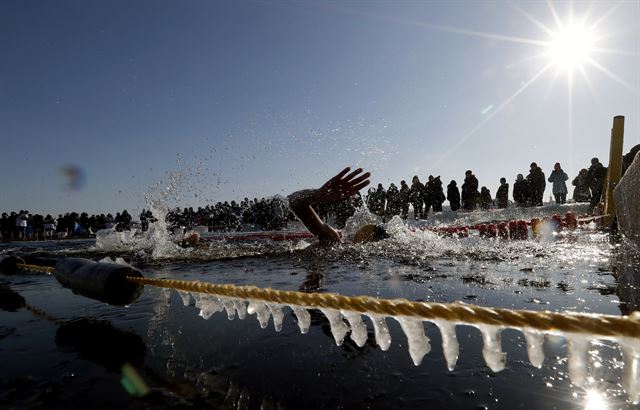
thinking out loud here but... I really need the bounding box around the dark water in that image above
[1,228,639,409]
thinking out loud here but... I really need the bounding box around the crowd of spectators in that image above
[361,157,613,221]
[3,147,638,242]
[0,197,298,242]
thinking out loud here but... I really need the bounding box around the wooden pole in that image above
[603,116,625,227]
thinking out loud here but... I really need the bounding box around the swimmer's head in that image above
[353,224,390,244]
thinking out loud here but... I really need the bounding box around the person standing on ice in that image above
[547,162,569,204]
[513,174,529,207]
[409,176,425,219]
[447,180,461,211]
[399,180,410,219]
[288,167,389,243]
[526,163,546,206]
[461,170,479,210]
[586,157,607,210]
[572,169,591,203]
[496,177,509,208]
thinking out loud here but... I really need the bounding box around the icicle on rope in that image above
[131,276,640,403]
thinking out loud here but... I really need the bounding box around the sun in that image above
[547,22,596,72]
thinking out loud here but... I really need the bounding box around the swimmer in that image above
[288,167,389,243]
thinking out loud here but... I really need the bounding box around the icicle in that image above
[319,308,349,346]
[219,297,237,320]
[247,300,271,329]
[266,303,285,332]
[162,288,172,305]
[291,305,311,334]
[620,338,639,404]
[342,311,368,347]
[523,328,545,368]
[478,324,506,372]
[232,299,247,320]
[395,316,430,366]
[566,334,590,387]
[193,294,223,320]
[176,290,193,307]
[434,320,459,371]
[366,314,391,351]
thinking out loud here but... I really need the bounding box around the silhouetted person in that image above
[385,183,401,220]
[587,157,607,210]
[496,177,509,208]
[461,170,479,210]
[527,162,546,206]
[513,174,529,207]
[548,162,569,204]
[480,187,492,210]
[447,180,461,211]
[430,176,446,212]
[572,169,591,203]
[409,176,424,219]
[399,180,410,219]
[422,175,435,216]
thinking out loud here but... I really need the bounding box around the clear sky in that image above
[1,0,639,215]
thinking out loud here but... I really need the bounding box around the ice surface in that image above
[434,320,459,371]
[366,314,391,351]
[395,317,430,366]
[319,308,349,346]
[523,328,545,368]
[291,305,311,334]
[247,300,272,329]
[566,334,589,387]
[342,311,368,347]
[478,324,506,372]
[620,338,639,404]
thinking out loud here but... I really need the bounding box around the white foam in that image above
[395,316,430,366]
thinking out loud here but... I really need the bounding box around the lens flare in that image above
[548,23,596,71]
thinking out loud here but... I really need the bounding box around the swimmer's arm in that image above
[288,167,370,242]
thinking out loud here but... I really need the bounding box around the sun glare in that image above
[548,22,595,71]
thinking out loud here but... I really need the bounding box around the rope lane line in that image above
[125,276,640,340]
[14,262,639,339]
[16,263,56,274]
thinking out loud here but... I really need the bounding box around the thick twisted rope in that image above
[126,276,640,339]
[16,263,56,274]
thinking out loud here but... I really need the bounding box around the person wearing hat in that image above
[288,167,389,244]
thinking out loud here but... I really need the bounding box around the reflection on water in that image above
[1,216,639,408]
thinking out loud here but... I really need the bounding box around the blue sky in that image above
[1,0,639,215]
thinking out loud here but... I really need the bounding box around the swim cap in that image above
[353,224,390,243]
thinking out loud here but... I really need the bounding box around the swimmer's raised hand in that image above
[287,167,370,243]
[315,167,371,204]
